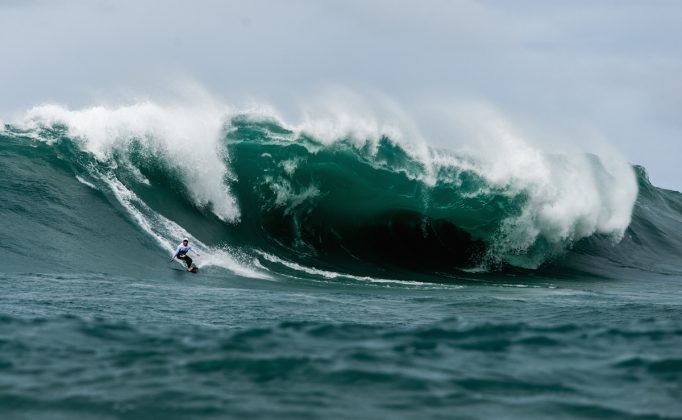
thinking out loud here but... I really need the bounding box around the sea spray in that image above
[22,102,240,222]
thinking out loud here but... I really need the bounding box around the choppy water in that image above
[1,104,681,418]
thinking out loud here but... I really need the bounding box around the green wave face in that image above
[223,117,523,272]
[4,112,672,280]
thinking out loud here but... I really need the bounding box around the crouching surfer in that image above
[171,238,201,272]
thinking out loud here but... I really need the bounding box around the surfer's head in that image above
[182,238,189,245]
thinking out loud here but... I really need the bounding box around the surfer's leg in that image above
[185,255,193,269]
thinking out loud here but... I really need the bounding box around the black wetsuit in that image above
[177,254,193,269]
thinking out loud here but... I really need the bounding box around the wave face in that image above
[4,103,678,279]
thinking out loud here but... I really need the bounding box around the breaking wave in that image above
[4,100,674,280]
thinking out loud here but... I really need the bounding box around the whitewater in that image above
[1,99,681,419]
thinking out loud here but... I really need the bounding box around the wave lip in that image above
[21,103,240,222]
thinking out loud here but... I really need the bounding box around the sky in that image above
[1,0,681,191]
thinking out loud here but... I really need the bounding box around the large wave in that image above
[3,100,663,280]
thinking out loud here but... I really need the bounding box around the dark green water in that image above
[1,113,681,419]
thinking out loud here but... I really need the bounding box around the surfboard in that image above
[170,263,199,273]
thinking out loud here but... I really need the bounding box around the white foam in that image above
[102,174,270,279]
[279,89,435,178]
[255,251,446,287]
[262,176,320,215]
[21,102,240,222]
[280,157,302,176]
[438,107,638,267]
[280,98,637,267]
[290,96,636,266]
[75,175,97,189]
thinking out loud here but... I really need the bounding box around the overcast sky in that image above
[1,0,680,190]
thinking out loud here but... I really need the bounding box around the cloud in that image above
[1,0,681,190]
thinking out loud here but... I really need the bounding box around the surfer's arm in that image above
[189,247,201,256]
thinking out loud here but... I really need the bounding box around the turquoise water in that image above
[1,112,681,418]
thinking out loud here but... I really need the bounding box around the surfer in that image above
[171,238,201,272]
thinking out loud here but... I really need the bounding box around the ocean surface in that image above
[1,104,681,419]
